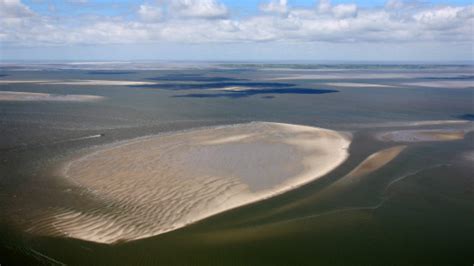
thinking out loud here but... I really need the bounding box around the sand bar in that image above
[341,146,406,181]
[324,82,394,88]
[0,79,156,86]
[0,91,104,102]
[271,73,469,80]
[36,122,350,244]
[317,145,406,196]
[403,81,474,89]
[377,129,467,142]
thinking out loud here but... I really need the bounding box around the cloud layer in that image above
[0,0,473,48]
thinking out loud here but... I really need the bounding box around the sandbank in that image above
[0,79,156,86]
[0,91,104,102]
[403,81,474,89]
[36,122,350,244]
[377,129,466,142]
[324,82,394,88]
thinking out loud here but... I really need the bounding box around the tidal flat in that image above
[0,63,473,265]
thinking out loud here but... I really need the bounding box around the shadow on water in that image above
[132,81,297,90]
[173,88,339,98]
[455,113,474,121]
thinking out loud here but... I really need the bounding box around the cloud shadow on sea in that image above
[455,113,474,121]
[133,81,297,90]
[173,88,339,98]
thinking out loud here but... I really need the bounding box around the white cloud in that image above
[138,4,163,22]
[0,0,34,18]
[414,6,462,30]
[317,0,332,13]
[332,4,358,19]
[0,0,472,48]
[169,0,228,19]
[260,0,288,15]
[67,0,89,4]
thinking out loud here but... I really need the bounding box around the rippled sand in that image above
[39,122,350,244]
[0,91,104,102]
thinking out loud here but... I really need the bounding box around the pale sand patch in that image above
[0,91,104,102]
[36,122,350,244]
[377,129,466,142]
[262,145,406,215]
[344,120,470,129]
[325,82,394,88]
[206,86,253,92]
[339,146,406,182]
[0,80,156,86]
[403,81,474,89]
[271,73,462,80]
[317,145,406,195]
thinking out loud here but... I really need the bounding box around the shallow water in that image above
[0,63,473,265]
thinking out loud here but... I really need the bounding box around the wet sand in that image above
[319,145,406,195]
[0,80,156,86]
[34,122,350,244]
[378,129,466,142]
[0,91,104,102]
[403,81,474,89]
[340,146,406,182]
[325,82,393,88]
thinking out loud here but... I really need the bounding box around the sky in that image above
[0,0,473,62]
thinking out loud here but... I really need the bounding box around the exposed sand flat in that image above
[324,82,394,88]
[0,91,104,102]
[271,73,467,80]
[0,80,156,86]
[378,129,466,142]
[242,145,406,219]
[397,120,470,127]
[318,145,406,195]
[342,146,406,181]
[207,86,253,92]
[403,81,474,89]
[345,120,470,129]
[42,122,350,244]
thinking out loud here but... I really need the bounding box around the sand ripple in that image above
[41,122,350,243]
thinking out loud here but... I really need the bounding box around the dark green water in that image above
[0,63,473,265]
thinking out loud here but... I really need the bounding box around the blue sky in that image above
[1,0,473,61]
[22,0,474,13]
